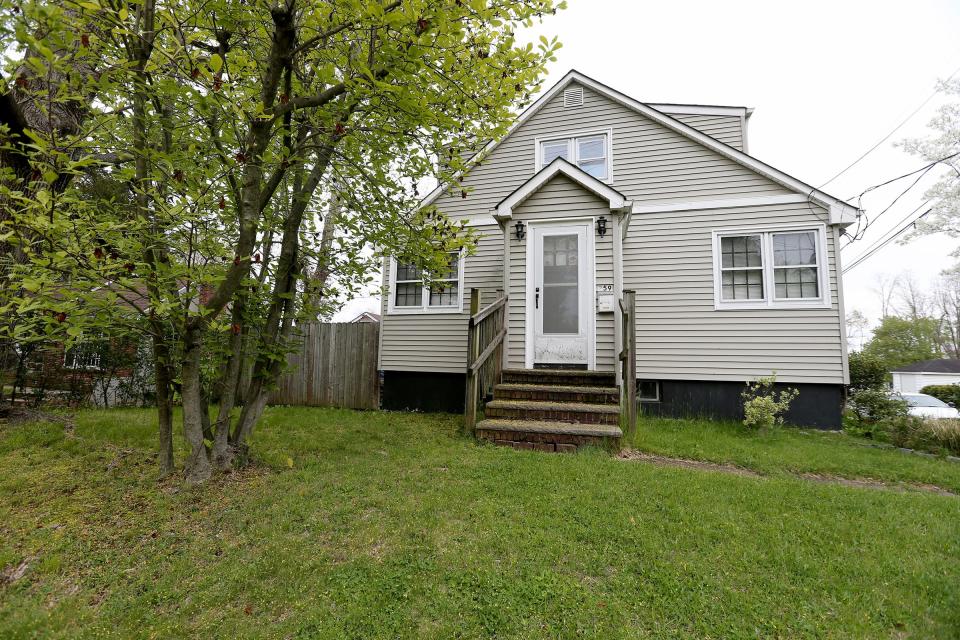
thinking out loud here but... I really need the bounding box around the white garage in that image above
[891,359,960,393]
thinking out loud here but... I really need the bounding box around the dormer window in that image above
[535,130,612,181]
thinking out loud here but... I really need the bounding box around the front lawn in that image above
[2,407,960,638]
[632,414,960,493]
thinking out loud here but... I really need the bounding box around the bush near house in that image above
[845,388,922,447]
[847,350,888,391]
[921,384,960,407]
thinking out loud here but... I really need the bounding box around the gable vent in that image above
[563,86,583,108]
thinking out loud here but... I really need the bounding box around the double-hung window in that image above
[713,227,828,309]
[536,130,611,180]
[390,252,463,313]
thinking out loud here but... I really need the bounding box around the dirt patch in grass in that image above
[619,449,957,497]
[618,450,762,478]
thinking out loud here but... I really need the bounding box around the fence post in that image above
[624,290,637,441]
[464,288,481,434]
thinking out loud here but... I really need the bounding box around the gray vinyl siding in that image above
[378,223,503,373]
[668,113,744,150]
[505,175,615,370]
[624,201,846,384]
[381,79,843,380]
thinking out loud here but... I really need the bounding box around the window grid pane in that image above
[429,282,458,306]
[394,282,422,307]
[721,268,764,300]
[773,231,817,266]
[774,266,819,299]
[541,140,569,165]
[395,262,421,282]
[577,136,605,160]
[721,235,762,268]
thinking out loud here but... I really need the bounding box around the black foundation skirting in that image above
[381,370,466,413]
[641,379,844,429]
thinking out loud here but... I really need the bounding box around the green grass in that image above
[632,414,960,493]
[1,408,959,638]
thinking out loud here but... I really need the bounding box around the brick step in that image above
[484,399,620,425]
[494,383,619,405]
[476,419,622,452]
[501,368,616,387]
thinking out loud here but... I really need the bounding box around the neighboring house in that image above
[377,70,858,429]
[349,311,382,324]
[891,359,960,393]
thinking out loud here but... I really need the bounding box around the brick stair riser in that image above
[501,372,615,387]
[484,406,619,425]
[476,429,620,452]
[494,388,618,405]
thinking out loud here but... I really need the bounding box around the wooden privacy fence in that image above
[270,322,380,410]
[464,289,507,433]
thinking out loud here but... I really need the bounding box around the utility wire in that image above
[842,205,932,274]
[819,63,960,189]
[843,162,938,245]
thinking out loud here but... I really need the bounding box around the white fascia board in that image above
[630,194,809,215]
[495,158,629,219]
[647,103,748,117]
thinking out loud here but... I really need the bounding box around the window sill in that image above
[387,307,464,316]
[714,299,831,311]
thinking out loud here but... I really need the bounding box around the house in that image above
[891,359,960,393]
[349,311,381,324]
[377,70,857,432]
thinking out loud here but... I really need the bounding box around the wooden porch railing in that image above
[464,288,507,434]
[619,290,637,440]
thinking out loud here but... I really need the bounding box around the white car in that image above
[893,393,960,420]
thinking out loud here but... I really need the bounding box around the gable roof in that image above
[494,157,630,219]
[421,70,860,225]
[892,359,960,374]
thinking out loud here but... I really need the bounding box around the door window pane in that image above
[542,234,579,334]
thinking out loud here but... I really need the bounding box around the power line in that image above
[843,162,938,245]
[818,62,960,189]
[842,205,933,274]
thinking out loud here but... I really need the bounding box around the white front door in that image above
[529,222,593,368]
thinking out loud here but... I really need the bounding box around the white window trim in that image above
[386,252,465,315]
[637,380,661,402]
[711,224,831,310]
[534,128,614,183]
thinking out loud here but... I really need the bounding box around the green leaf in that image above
[209,54,223,73]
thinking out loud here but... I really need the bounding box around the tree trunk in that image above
[211,299,246,470]
[180,326,211,484]
[154,338,175,478]
[231,146,335,456]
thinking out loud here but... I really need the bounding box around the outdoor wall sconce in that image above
[596,216,608,237]
[514,220,526,240]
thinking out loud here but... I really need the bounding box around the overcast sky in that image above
[335,0,960,329]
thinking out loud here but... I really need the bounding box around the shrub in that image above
[920,419,960,456]
[845,388,923,447]
[741,375,799,429]
[847,350,888,391]
[920,384,960,407]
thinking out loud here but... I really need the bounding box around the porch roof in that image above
[493,157,631,221]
